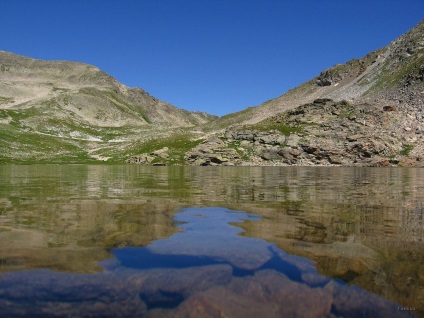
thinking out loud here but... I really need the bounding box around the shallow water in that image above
[0,165,422,317]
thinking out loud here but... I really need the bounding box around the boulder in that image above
[259,148,281,160]
[316,78,332,86]
[256,134,274,144]
[224,130,236,140]
[313,98,333,104]
[286,134,301,148]
[275,135,286,145]
[347,134,365,142]
[278,147,294,161]
[209,154,228,164]
[175,270,333,318]
[290,148,302,157]
[383,105,397,112]
[184,137,241,166]
[234,131,255,141]
[240,140,253,148]
[139,265,233,309]
[126,154,155,164]
[328,155,348,165]
[151,147,169,159]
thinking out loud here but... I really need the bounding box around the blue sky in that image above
[1,1,423,116]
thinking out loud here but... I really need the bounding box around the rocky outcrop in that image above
[127,98,423,167]
[202,20,424,141]
[179,99,421,167]
[126,147,169,165]
[184,138,242,166]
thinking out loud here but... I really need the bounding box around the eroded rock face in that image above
[124,20,424,167]
[127,98,423,167]
[181,99,422,167]
[126,147,169,165]
[184,138,242,166]
[126,154,156,164]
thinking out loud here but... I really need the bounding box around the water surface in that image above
[0,165,422,317]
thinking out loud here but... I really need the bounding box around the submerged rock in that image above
[138,265,233,310]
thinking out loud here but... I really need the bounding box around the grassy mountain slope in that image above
[0,51,216,163]
[1,20,423,165]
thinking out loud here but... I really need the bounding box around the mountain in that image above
[0,51,216,163]
[164,19,422,167]
[1,20,423,165]
[214,19,424,127]
[0,51,215,126]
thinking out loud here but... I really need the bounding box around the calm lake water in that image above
[0,165,423,317]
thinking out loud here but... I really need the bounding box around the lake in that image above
[0,165,422,317]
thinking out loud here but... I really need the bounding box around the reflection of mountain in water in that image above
[0,208,408,317]
[0,165,423,315]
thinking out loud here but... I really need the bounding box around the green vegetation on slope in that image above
[124,132,205,165]
[0,124,98,164]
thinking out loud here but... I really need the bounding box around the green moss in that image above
[400,144,414,156]
[124,133,205,165]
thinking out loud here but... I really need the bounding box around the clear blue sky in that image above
[1,1,423,116]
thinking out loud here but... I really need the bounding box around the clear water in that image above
[0,165,422,317]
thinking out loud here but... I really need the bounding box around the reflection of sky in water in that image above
[106,208,305,281]
[0,207,410,317]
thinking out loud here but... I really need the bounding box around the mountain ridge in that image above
[0,50,216,163]
[1,19,423,165]
[210,19,424,128]
[0,50,216,126]
[178,19,423,167]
